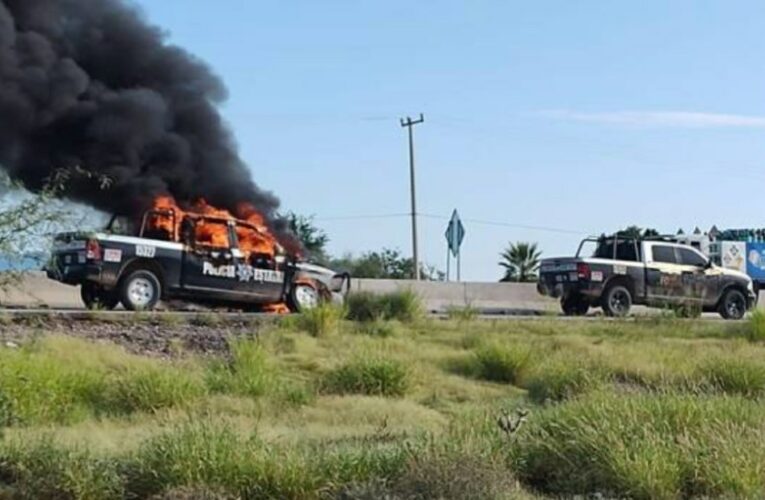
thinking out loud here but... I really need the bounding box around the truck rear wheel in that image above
[719,288,747,320]
[120,270,161,311]
[81,284,119,311]
[602,285,632,317]
[561,295,589,316]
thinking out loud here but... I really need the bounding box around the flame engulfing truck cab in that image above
[46,197,350,312]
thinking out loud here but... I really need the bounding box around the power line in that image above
[313,211,585,235]
[420,213,584,235]
[314,213,410,222]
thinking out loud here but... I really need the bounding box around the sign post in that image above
[444,210,466,282]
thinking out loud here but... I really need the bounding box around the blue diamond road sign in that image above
[445,209,465,258]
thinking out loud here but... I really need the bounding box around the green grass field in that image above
[2,304,765,499]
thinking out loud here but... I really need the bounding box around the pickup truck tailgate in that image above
[47,233,90,283]
[538,258,582,297]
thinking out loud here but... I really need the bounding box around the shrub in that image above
[99,367,207,414]
[206,340,272,398]
[509,391,765,498]
[0,338,210,425]
[127,421,412,499]
[446,305,479,322]
[0,349,107,425]
[379,290,423,323]
[346,292,384,322]
[338,453,517,500]
[126,421,247,498]
[671,301,702,319]
[151,486,236,500]
[346,291,423,323]
[0,438,124,499]
[297,304,343,337]
[473,343,532,384]
[353,319,398,338]
[0,388,14,428]
[524,358,607,403]
[321,357,410,397]
[696,358,765,397]
[275,382,315,407]
[745,309,765,342]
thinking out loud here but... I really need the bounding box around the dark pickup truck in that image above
[46,209,350,312]
[538,235,755,319]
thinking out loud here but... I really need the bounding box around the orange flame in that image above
[146,195,282,259]
[145,195,301,314]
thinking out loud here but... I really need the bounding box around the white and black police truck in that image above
[46,208,349,312]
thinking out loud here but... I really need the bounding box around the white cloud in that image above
[539,110,765,128]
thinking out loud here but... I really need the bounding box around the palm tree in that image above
[499,242,542,282]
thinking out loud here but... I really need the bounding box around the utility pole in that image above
[400,113,424,281]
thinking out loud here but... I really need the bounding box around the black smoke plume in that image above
[0,0,283,230]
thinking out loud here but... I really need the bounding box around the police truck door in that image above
[180,218,242,296]
[230,222,285,302]
[645,243,685,304]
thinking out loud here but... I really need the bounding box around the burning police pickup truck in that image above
[538,235,755,319]
[46,196,350,312]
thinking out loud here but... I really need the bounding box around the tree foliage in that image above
[331,248,443,281]
[616,226,660,239]
[284,212,329,262]
[499,242,542,283]
[0,169,110,291]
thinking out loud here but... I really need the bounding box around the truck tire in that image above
[561,295,589,316]
[120,270,161,311]
[288,282,320,313]
[80,284,119,311]
[602,285,632,318]
[719,288,747,320]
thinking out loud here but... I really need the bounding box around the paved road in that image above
[0,272,758,320]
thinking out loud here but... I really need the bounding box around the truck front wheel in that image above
[289,282,320,313]
[602,285,632,317]
[561,295,589,316]
[120,270,161,311]
[719,288,747,320]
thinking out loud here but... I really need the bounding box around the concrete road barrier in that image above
[1,273,560,313]
[353,279,560,314]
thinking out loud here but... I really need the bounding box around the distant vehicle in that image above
[45,208,350,312]
[537,235,755,319]
[675,228,765,296]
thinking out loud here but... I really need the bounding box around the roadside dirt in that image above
[0,315,279,357]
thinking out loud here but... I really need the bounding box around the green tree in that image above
[331,248,443,281]
[285,212,329,262]
[616,226,660,239]
[0,168,111,291]
[499,242,542,283]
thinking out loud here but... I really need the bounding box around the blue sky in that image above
[133,0,765,281]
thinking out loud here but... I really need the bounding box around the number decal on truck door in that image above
[136,245,156,258]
